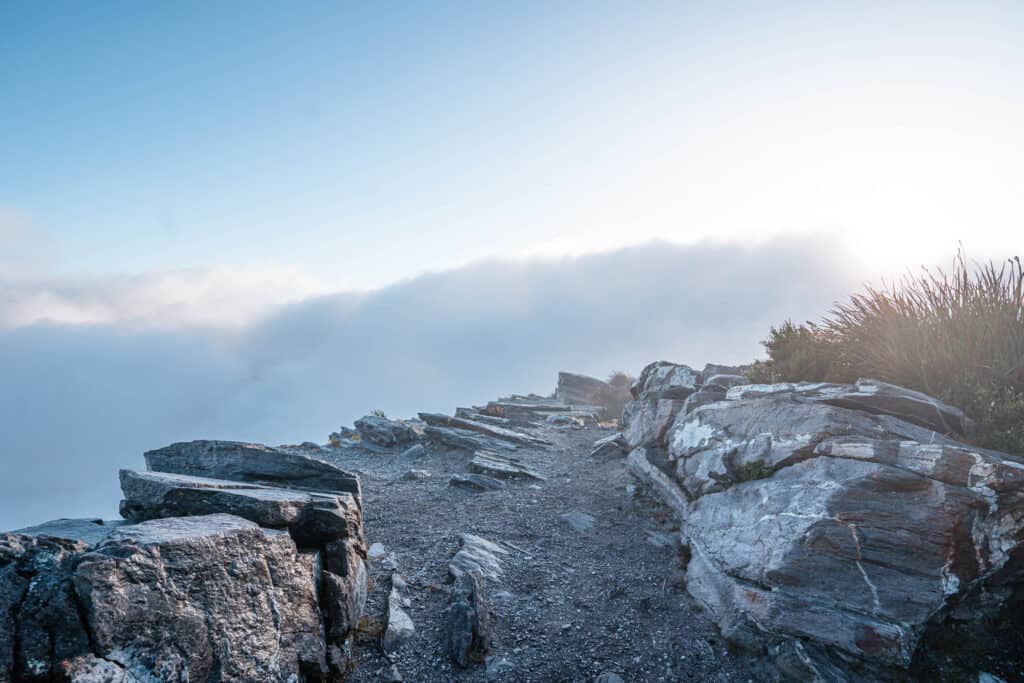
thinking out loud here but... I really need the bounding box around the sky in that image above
[0,2,1022,527]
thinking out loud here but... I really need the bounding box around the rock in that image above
[703,373,748,390]
[626,448,689,520]
[381,662,404,682]
[560,511,596,532]
[556,372,631,419]
[450,474,506,492]
[594,673,626,683]
[118,469,363,546]
[454,407,513,426]
[447,570,492,668]
[144,440,361,500]
[725,378,976,437]
[419,412,551,448]
[483,396,604,425]
[469,450,546,481]
[368,542,389,561]
[72,514,331,681]
[382,573,416,654]
[662,378,1024,679]
[13,518,126,546]
[630,361,701,400]
[400,443,428,458]
[354,415,418,448]
[449,534,509,583]
[424,425,519,452]
[590,432,628,460]
[545,413,585,430]
[402,468,432,480]
[622,396,687,450]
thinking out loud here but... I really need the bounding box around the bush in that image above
[754,251,1024,455]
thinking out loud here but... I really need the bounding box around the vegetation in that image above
[750,251,1024,455]
[607,371,635,388]
[371,408,388,418]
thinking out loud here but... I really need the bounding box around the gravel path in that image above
[319,425,759,683]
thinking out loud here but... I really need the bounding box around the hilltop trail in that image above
[318,425,758,683]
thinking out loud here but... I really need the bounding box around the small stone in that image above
[594,673,625,683]
[368,542,388,561]
[560,511,596,533]
[381,663,403,682]
[401,468,431,480]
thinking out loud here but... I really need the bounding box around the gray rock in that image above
[13,518,126,547]
[449,534,509,583]
[594,673,626,683]
[424,425,519,452]
[665,380,1024,678]
[119,469,363,547]
[703,373,748,390]
[556,371,631,419]
[400,443,428,458]
[630,361,701,400]
[382,573,416,654]
[144,439,361,500]
[447,570,492,668]
[354,415,419,448]
[621,396,686,450]
[590,432,628,460]
[381,663,404,682]
[626,448,689,520]
[368,542,389,561]
[545,413,585,429]
[468,450,546,481]
[72,514,331,681]
[560,511,597,532]
[483,396,603,425]
[402,468,432,480]
[450,474,506,492]
[419,412,551,448]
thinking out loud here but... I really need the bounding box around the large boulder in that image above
[1,514,333,682]
[144,440,361,501]
[556,372,631,419]
[630,361,702,400]
[76,514,328,681]
[646,378,1024,680]
[354,415,418,449]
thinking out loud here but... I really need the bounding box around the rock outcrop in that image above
[2,439,367,682]
[354,415,419,449]
[556,372,631,420]
[616,361,1024,680]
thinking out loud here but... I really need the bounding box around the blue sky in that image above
[3,1,1022,294]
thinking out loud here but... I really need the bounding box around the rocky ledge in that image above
[1,442,366,682]
[618,361,1024,681]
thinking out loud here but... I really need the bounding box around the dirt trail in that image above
[320,425,759,683]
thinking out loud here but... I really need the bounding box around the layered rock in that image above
[354,415,419,449]
[617,363,1024,680]
[556,372,631,420]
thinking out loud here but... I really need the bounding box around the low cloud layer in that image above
[0,237,861,529]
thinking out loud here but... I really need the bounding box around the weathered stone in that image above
[354,415,418,448]
[556,372,631,419]
[545,413,586,429]
[402,468,432,480]
[590,431,628,460]
[382,573,415,654]
[483,396,604,425]
[630,361,701,400]
[593,673,626,683]
[13,518,126,547]
[144,440,361,500]
[664,379,1024,679]
[400,443,428,458]
[449,534,509,583]
[703,373,748,390]
[424,425,519,452]
[726,379,976,437]
[622,396,686,450]
[74,514,329,681]
[419,412,551,448]
[627,448,689,520]
[322,537,369,638]
[447,570,492,668]
[449,474,505,492]
[119,469,363,547]
[468,450,546,481]
[561,511,596,532]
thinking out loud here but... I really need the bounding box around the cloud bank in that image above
[0,237,861,529]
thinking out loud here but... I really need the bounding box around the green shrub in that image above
[755,251,1024,455]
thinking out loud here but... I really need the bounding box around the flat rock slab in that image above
[448,534,509,583]
[144,439,362,500]
[560,511,597,532]
[468,450,546,481]
[424,425,519,452]
[119,469,363,546]
[419,412,551,448]
[13,518,127,547]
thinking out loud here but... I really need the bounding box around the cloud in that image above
[0,236,862,529]
[0,264,336,330]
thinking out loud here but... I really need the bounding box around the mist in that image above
[0,237,860,529]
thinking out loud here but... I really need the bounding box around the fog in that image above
[0,238,860,529]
